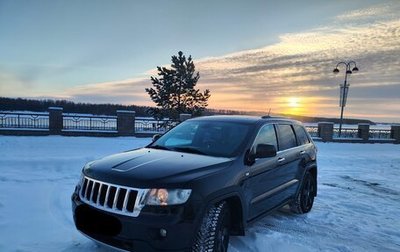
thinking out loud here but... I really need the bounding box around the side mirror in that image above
[254,144,277,159]
[152,134,162,142]
[245,144,277,166]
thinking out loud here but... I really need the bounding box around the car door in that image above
[245,123,281,220]
[292,123,316,179]
[274,124,303,200]
[245,123,305,221]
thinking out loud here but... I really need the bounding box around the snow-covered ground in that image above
[0,136,399,252]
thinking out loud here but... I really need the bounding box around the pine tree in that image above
[145,51,210,120]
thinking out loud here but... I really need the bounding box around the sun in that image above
[288,97,300,108]
[281,96,315,116]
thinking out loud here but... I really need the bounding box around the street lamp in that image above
[333,61,359,137]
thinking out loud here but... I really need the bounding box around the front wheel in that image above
[192,201,230,252]
[290,171,316,214]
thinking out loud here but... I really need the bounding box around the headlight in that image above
[145,189,191,206]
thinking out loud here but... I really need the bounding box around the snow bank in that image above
[0,136,399,252]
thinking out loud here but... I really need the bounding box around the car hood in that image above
[83,148,233,187]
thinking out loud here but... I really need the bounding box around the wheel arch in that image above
[207,192,245,236]
[305,162,317,197]
[225,196,245,235]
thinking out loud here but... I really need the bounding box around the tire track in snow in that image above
[340,175,400,197]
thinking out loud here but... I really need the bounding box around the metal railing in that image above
[0,110,397,143]
[63,114,117,131]
[135,117,178,133]
[333,128,360,138]
[0,112,49,129]
[305,126,319,138]
[369,129,392,139]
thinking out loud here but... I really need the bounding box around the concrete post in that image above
[358,123,370,141]
[117,110,135,136]
[48,107,63,135]
[179,113,192,122]
[318,122,334,142]
[391,125,400,144]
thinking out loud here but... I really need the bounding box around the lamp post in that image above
[333,61,359,137]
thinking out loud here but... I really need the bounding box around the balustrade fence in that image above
[304,122,398,143]
[0,108,399,143]
[0,112,49,129]
[63,114,117,131]
[305,126,318,138]
[369,129,393,139]
[134,117,178,134]
[0,108,184,136]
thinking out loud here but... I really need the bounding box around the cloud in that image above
[335,4,393,22]
[10,3,399,122]
[189,3,400,121]
[0,69,36,96]
[58,77,152,105]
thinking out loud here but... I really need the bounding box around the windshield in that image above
[149,120,252,157]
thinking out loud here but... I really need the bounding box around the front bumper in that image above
[71,192,202,252]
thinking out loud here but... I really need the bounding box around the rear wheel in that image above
[192,201,230,252]
[290,171,316,214]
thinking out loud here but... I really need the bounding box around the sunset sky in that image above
[1,0,399,122]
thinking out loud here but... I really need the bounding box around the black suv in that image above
[72,116,317,252]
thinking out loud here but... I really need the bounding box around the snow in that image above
[0,111,49,115]
[0,136,399,252]
[61,129,118,133]
[63,113,117,118]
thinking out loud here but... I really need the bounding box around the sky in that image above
[0,0,399,122]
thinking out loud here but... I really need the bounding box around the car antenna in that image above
[261,108,272,119]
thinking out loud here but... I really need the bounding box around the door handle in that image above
[299,150,306,155]
[277,157,285,163]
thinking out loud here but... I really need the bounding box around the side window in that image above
[252,124,278,152]
[293,124,310,146]
[276,124,297,151]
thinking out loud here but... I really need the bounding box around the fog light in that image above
[160,228,167,237]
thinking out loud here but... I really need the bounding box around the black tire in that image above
[192,201,230,252]
[290,171,316,214]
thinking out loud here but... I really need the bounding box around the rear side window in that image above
[276,124,297,151]
[293,124,310,146]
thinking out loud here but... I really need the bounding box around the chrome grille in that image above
[79,176,149,217]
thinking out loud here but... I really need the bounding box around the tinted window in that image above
[252,124,278,153]
[150,121,251,157]
[276,124,297,150]
[293,124,310,146]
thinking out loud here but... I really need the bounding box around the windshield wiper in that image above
[172,146,206,155]
[148,145,171,151]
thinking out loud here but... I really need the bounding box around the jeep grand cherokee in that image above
[71,115,317,252]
